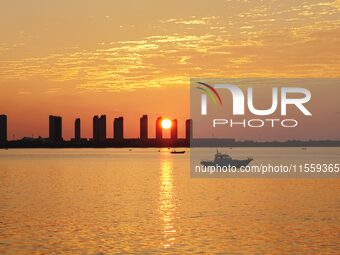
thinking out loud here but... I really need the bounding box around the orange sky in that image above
[0,0,339,140]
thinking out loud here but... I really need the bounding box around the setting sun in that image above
[161,118,172,129]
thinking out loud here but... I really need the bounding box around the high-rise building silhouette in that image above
[186,119,193,140]
[156,117,162,140]
[140,115,148,142]
[93,115,106,143]
[49,115,62,142]
[171,119,178,140]
[99,115,106,143]
[93,115,99,141]
[114,117,124,141]
[0,114,7,143]
[75,118,81,141]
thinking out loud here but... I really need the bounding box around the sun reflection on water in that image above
[159,159,176,249]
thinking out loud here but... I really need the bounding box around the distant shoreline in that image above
[1,138,340,148]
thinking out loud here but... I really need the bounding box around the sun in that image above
[161,118,172,129]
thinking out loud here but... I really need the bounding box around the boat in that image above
[201,150,252,168]
[170,150,186,154]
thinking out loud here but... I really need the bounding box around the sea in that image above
[0,148,339,254]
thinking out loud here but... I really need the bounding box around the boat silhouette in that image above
[201,150,252,168]
[170,150,186,154]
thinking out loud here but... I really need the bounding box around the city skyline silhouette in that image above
[1,113,340,148]
[0,113,194,147]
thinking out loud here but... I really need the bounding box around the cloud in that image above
[0,3,339,93]
[160,16,218,25]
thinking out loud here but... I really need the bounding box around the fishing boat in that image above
[201,150,252,168]
[170,150,186,154]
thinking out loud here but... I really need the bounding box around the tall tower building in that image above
[93,115,106,143]
[171,119,178,140]
[49,115,62,142]
[75,118,81,141]
[93,115,99,142]
[140,115,148,142]
[156,117,163,140]
[114,117,124,141]
[98,115,106,143]
[0,114,7,143]
[186,119,193,140]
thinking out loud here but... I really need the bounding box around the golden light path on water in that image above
[159,159,176,249]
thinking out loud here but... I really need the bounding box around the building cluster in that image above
[74,114,191,144]
[0,114,193,146]
[2,113,339,148]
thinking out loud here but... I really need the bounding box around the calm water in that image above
[0,148,339,254]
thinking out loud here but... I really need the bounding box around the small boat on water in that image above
[201,149,252,168]
[170,150,186,154]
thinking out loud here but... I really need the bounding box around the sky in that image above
[0,0,339,140]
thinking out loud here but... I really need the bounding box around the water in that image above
[0,148,339,254]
